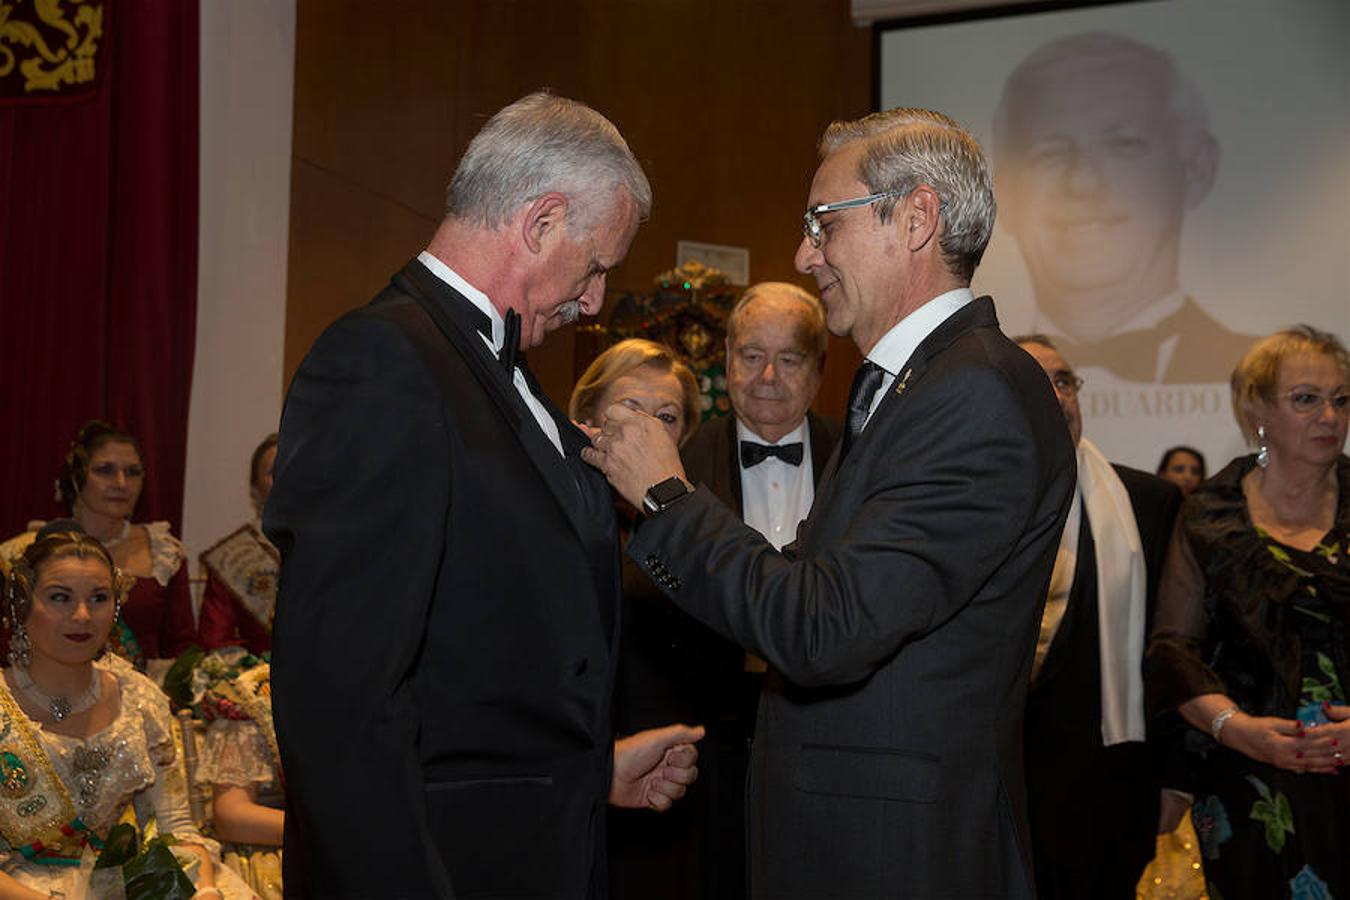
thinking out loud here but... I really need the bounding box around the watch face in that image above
[648,477,689,506]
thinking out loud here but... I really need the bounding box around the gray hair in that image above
[729,282,828,353]
[820,108,996,283]
[992,32,1214,166]
[445,91,652,231]
[1012,333,1059,352]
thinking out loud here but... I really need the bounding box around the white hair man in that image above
[266,92,702,899]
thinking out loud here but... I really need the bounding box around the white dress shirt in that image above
[418,251,564,456]
[858,288,974,430]
[737,418,815,552]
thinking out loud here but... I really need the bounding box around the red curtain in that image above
[0,2,200,536]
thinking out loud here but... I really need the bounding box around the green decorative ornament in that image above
[0,751,29,799]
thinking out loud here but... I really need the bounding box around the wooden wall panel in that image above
[286,0,873,414]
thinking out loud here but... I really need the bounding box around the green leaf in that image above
[162,645,205,710]
[94,823,139,869]
[1247,777,1295,854]
[123,839,195,900]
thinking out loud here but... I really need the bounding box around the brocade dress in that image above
[1146,455,1350,900]
[0,656,255,898]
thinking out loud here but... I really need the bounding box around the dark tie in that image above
[468,305,521,374]
[498,308,521,373]
[845,360,887,450]
[740,441,804,468]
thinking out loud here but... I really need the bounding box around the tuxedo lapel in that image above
[816,297,999,499]
[806,413,834,489]
[720,416,745,516]
[1036,506,1097,689]
[396,260,600,551]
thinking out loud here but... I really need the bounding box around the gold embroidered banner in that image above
[0,0,108,104]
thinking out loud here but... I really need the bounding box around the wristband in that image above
[1210,706,1240,743]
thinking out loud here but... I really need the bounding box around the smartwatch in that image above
[642,476,693,515]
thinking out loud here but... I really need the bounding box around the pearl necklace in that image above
[10,667,102,722]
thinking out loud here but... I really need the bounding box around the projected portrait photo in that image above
[991,33,1259,385]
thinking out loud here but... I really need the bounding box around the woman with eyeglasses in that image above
[1,421,197,675]
[1145,325,1350,899]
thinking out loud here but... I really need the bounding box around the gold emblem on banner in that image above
[0,0,106,100]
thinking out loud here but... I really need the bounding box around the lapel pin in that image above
[895,368,913,395]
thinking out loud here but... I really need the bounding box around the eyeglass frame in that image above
[802,190,902,248]
[1051,372,1085,396]
[1284,388,1350,417]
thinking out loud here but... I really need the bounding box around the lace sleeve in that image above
[143,520,187,587]
[197,718,276,788]
[123,667,221,856]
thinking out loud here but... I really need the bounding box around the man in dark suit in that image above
[1016,335,1183,898]
[585,108,1077,898]
[264,92,701,899]
[665,281,840,896]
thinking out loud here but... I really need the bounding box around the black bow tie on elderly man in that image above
[740,440,804,468]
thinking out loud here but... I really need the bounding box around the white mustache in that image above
[556,301,581,325]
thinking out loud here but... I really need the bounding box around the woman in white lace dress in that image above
[193,650,282,899]
[0,523,253,899]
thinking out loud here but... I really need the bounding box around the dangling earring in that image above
[8,623,31,669]
[4,579,29,668]
[96,572,127,661]
[1257,425,1269,469]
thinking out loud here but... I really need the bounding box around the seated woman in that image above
[1,421,196,672]
[197,435,280,654]
[192,649,281,900]
[0,522,252,899]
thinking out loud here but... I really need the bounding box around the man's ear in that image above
[903,186,942,252]
[1182,130,1219,210]
[521,192,569,254]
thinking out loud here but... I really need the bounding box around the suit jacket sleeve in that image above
[629,363,1063,688]
[264,311,455,898]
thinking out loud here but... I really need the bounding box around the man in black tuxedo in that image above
[668,281,840,896]
[585,108,1076,898]
[265,92,701,899]
[1015,335,1183,899]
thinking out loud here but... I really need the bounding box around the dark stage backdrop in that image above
[0,1,200,537]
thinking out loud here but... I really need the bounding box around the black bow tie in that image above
[468,301,521,373]
[740,440,804,468]
[497,308,520,373]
